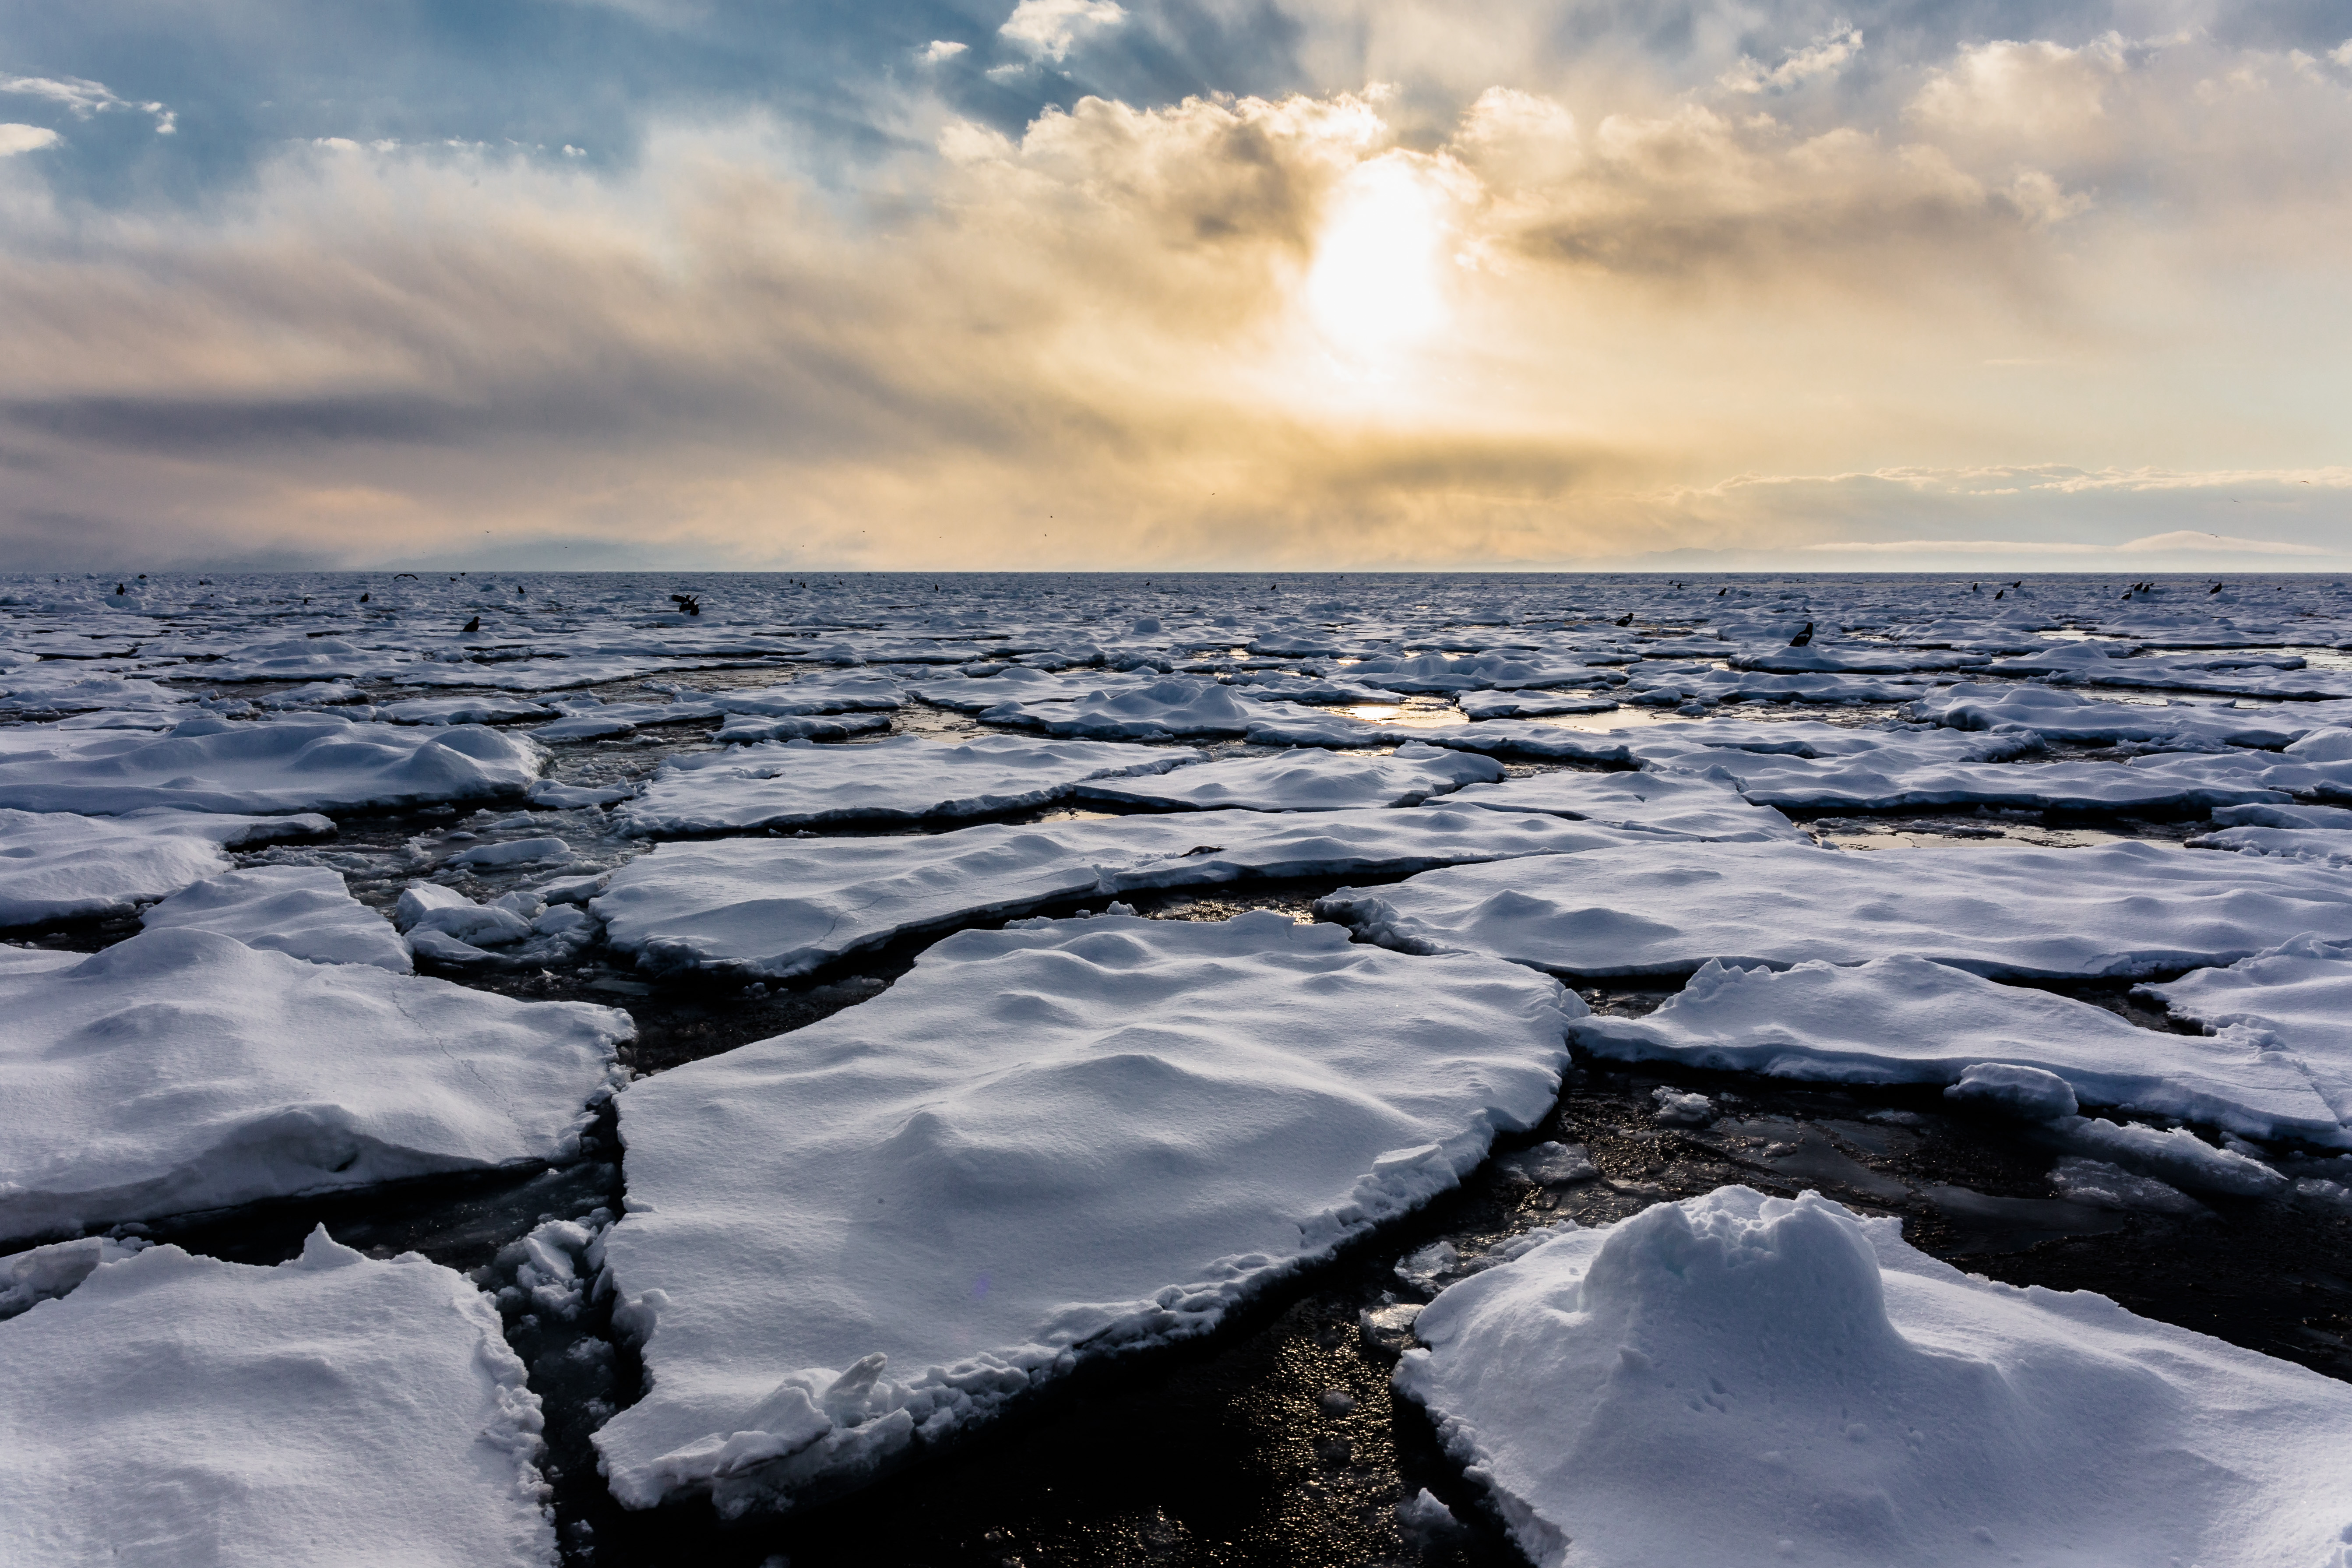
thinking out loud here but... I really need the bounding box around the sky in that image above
[0,0,2348,572]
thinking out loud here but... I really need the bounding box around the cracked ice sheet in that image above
[0,714,543,816]
[1074,740,1501,812]
[0,928,631,1242]
[592,912,1574,1515]
[2146,938,2352,1127]
[1394,1187,2352,1568]
[1574,955,2344,1145]
[593,805,1651,979]
[0,808,331,927]
[0,1228,555,1567]
[1902,683,2352,749]
[1433,771,1806,842]
[619,733,1198,835]
[140,865,412,972]
[1317,839,2352,981]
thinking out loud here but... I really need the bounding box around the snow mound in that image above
[1075,741,1501,812]
[595,806,1649,979]
[0,928,631,1241]
[1320,839,2352,980]
[1438,769,1805,841]
[0,714,543,815]
[592,912,1575,1515]
[0,807,331,927]
[620,733,1196,835]
[1396,1186,2352,1568]
[980,675,1261,739]
[1574,954,2344,1145]
[141,865,412,971]
[0,1228,555,1567]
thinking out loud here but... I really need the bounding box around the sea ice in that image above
[1902,682,2328,749]
[1395,1186,2352,1568]
[1572,955,2343,1144]
[1074,741,1502,812]
[0,928,630,1240]
[140,865,412,972]
[0,713,543,815]
[2144,936,2352,1125]
[618,734,1197,835]
[592,912,1574,1514]
[1319,839,2352,980]
[978,675,1262,739]
[1436,769,1805,842]
[595,806,1649,979]
[0,807,332,927]
[2189,825,2352,867]
[0,1228,555,1566]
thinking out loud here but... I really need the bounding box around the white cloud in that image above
[921,39,968,63]
[0,122,60,156]
[0,71,174,134]
[1719,27,1863,95]
[998,0,1125,63]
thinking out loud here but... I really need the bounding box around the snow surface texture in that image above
[1394,1186,2352,1568]
[1574,955,2346,1145]
[595,805,1651,979]
[619,733,1196,835]
[0,713,543,815]
[1437,769,1806,842]
[1320,839,2352,980]
[593,913,1575,1514]
[1073,740,1502,812]
[140,865,412,971]
[0,1227,555,1567]
[0,807,331,927]
[2147,937,2352,1127]
[0,929,631,1241]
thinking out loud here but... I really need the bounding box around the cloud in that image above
[0,72,174,134]
[0,123,61,156]
[1719,26,1865,95]
[999,0,1127,63]
[0,16,2348,568]
[921,40,969,63]
[1803,533,2328,556]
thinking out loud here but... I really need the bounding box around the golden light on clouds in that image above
[0,16,2347,569]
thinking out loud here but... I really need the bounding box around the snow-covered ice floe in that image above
[618,733,1197,835]
[592,912,1574,1514]
[1074,740,1501,812]
[1319,840,2352,980]
[595,805,1651,979]
[1575,955,2346,1145]
[1436,769,1805,842]
[0,928,631,1241]
[0,1228,554,1566]
[1394,1186,2352,1568]
[139,864,412,971]
[0,713,543,815]
[0,807,331,927]
[2190,825,2352,867]
[975,674,1262,739]
[1902,682,2341,749]
[2146,937,2352,1129]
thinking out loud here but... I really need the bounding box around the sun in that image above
[1303,155,1453,356]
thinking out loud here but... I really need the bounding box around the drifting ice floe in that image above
[592,912,1573,1514]
[2146,937,2352,1127]
[1394,1187,2352,1568]
[0,807,331,927]
[1438,770,1806,842]
[140,865,412,972]
[977,675,1261,739]
[619,734,1197,835]
[1902,682,2341,749]
[1319,840,2352,979]
[0,928,630,1241]
[2191,825,2352,867]
[0,713,543,816]
[595,806,1648,979]
[1573,955,2345,1145]
[0,1229,554,1567]
[1074,740,1502,812]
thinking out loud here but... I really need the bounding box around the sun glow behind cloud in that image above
[0,5,2347,569]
